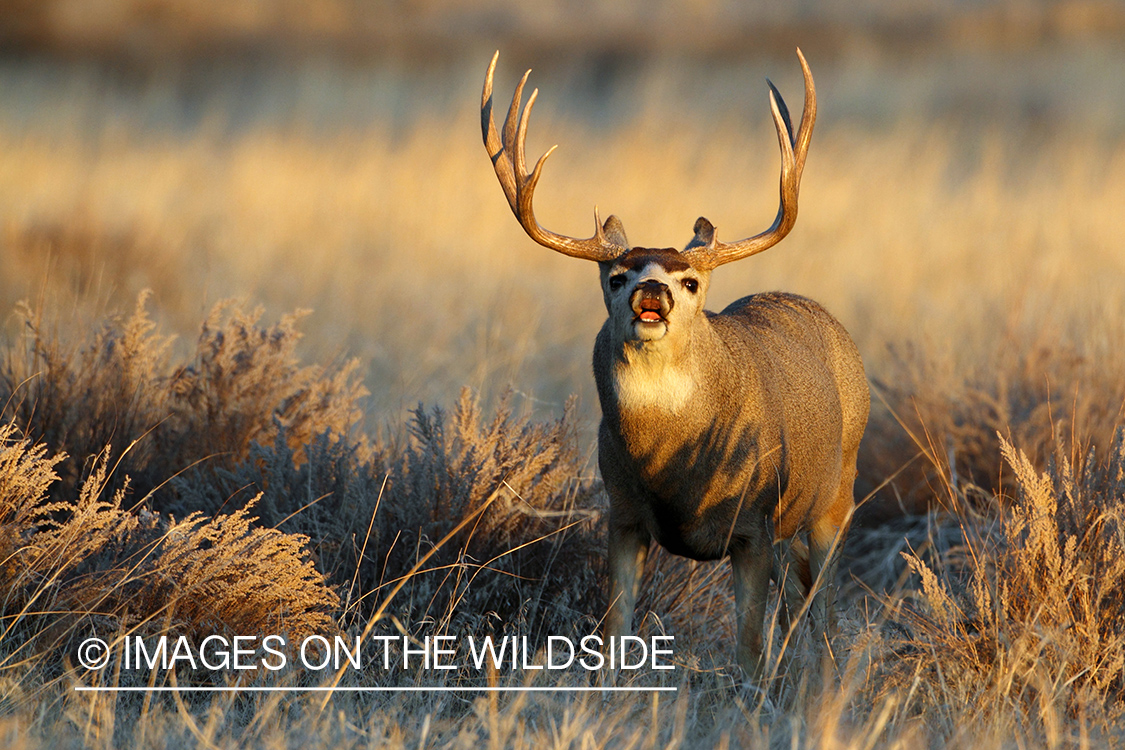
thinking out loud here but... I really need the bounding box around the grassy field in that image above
[2,3,1125,747]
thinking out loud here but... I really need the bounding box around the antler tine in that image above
[793,48,816,173]
[482,52,625,263]
[505,69,531,183]
[512,83,538,194]
[684,48,817,271]
[482,52,517,214]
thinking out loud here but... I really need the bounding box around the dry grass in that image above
[5,371,1125,746]
[2,22,1125,748]
[0,420,339,679]
[869,431,1125,745]
[0,293,365,511]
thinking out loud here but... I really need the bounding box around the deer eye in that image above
[682,278,699,294]
[608,274,627,291]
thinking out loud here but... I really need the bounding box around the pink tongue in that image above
[640,311,661,322]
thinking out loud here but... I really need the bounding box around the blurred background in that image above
[1,0,1124,498]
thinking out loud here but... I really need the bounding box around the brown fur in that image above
[596,287,868,679]
[617,247,691,273]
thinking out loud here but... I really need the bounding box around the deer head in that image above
[482,50,815,352]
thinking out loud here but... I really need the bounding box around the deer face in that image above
[600,248,711,345]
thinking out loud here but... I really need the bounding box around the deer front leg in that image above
[604,521,649,642]
[808,525,837,628]
[730,536,773,681]
[807,480,854,643]
[772,535,811,637]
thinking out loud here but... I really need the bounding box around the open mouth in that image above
[636,299,666,324]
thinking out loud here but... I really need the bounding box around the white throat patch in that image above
[612,353,697,414]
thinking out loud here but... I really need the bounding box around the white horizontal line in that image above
[73,686,677,693]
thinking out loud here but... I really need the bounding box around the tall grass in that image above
[3,301,1125,747]
[871,431,1125,745]
[0,293,365,510]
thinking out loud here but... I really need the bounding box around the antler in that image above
[682,49,817,271]
[482,52,626,263]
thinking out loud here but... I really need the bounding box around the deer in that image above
[481,49,869,681]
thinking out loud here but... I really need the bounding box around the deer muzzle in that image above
[631,280,673,324]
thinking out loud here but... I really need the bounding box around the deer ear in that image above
[685,217,715,250]
[602,215,629,249]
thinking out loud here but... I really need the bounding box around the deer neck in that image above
[609,316,714,416]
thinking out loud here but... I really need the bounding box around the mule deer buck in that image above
[481,50,869,680]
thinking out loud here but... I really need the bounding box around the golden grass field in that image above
[2,2,1125,747]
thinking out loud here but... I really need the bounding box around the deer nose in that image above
[630,280,674,316]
